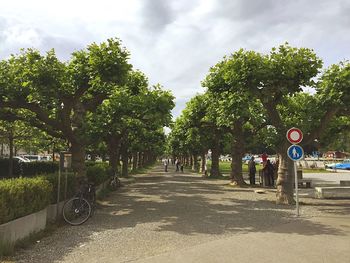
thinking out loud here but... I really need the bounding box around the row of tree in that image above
[167,43,350,205]
[0,38,174,180]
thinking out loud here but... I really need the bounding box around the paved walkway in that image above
[11,165,350,263]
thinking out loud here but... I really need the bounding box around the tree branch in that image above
[304,107,339,145]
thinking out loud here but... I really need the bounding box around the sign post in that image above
[286,128,304,217]
[57,151,71,221]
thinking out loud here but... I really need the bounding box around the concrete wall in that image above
[46,201,65,223]
[0,208,47,244]
[0,179,109,246]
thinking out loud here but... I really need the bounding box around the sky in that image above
[1,0,349,118]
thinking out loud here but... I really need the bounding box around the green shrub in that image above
[0,159,58,178]
[0,177,52,224]
[0,161,110,225]
[0,159,22,178]
[21,162,58,177]
[43,173,76,204]
[86,164,110,185]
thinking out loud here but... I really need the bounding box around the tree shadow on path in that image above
[13,166,350,263]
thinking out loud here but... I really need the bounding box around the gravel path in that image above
[11,165,350,263]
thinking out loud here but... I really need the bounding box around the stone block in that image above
[315,186,350,199]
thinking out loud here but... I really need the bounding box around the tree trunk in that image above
[276,144,295,204]
[230,123,246,186]
[107,135,121,174]
[185,156,189,166]
[52,142,55,162]
[70,141,86,179]
[210,132,220,177]
[141,152,145,166]
[200,152,207,175]
[121,143,129,177]
[8,133,14,177]
[192,154,199,171]
[132,152,138,170]
[70,102,87,181]
[138,152,143,168]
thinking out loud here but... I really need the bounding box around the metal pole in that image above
[64,168,68,201]
[294,161,299,216]
[56,153,62,220]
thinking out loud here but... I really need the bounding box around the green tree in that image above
[0,119,35,176]
[0,38,131,180]
[91,74,174,176]
[168,94,223,176]
[220,44,349,204]
[203,58,266,185]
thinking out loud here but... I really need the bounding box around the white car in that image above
[14,156,31,163]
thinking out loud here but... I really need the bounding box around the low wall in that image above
[46,201,65,223]
[0,208,47,244]
[0,179,109,246]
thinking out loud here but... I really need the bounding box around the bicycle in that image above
[109,172,122,191]
[62,183,96,226]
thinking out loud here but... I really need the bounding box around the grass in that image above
[206,161,263,175]
[206,161,326,176]
[301,168,328,173]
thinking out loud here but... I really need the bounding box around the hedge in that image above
[0,159,22,178]
[41,162,109,204]
[0,162,109,224]
[44,173,77,204]
[21,162,58,177]
[0,159,58,178]
[86,163,110,185]
[0,177,52,225]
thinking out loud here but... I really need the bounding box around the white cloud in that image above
[1,0,350,118]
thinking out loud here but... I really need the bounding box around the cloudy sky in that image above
[1,0,349,118]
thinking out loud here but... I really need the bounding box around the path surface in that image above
[11,165,350,263]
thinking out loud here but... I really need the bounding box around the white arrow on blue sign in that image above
[287,145,304,161]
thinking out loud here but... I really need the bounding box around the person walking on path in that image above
[175,159,180,172]
[263,159,274,186]
[248,156,256,185]
[163,159,168,172]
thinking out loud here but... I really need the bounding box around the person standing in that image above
[261,152,268,166]
[175,159,180,172]
[163,159,168,172]
[263,159,274,186]
[248,156,256,185]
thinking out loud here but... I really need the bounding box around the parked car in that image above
[325,159,350,170]
[14,156,31,163]
[22,155,51,162]
[242,155,262,164]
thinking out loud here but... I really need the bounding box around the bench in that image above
[340,180,350,186]
[315,186,350,199]
[298,179,312,188]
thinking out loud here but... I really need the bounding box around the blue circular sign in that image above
[287,145,304,161]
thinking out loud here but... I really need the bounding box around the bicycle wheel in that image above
[89,191,96,217]
[62,197,91,225]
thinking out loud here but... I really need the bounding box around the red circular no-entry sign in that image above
[286,127,303,144]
